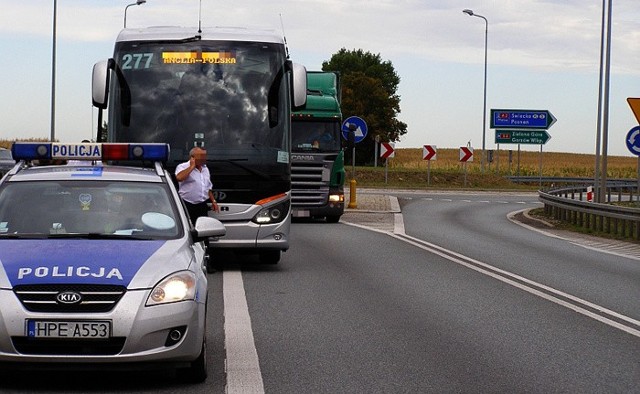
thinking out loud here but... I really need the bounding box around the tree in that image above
[322,48,407,165]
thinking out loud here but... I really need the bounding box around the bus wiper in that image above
[0,233,47,239]
[211,159,271,180]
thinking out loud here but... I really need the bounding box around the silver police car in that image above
[0,142,225,382]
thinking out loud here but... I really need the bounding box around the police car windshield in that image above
[0,181,181,239]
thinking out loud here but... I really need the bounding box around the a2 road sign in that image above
[628,98,640,124]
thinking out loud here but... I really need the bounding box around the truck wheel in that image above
[259,250,280,264]
[326,215,341,223]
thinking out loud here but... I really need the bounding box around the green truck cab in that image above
[291,71,345,223]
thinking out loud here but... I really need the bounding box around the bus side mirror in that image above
[291,62,307,110]
[92,59,112,109]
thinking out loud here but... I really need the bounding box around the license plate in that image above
[26,320,111,339]
[292,209,310,218]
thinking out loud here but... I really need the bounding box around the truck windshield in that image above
[108,40,290,203]
[292,120,342,152]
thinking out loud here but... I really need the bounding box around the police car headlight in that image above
[146,271,197,306]
[251,200,290,224]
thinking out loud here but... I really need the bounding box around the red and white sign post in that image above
[380,142,395,184]
[460,146,474,187]
[423,145,437,186]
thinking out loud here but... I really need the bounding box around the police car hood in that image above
[0,239,195,288]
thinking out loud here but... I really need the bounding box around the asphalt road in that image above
[3,191,639,393]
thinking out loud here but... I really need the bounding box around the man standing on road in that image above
[175,147,219,226]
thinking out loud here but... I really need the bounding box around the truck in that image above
[92,26,306,264]
[290,71,345,223]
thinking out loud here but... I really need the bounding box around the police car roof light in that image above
[11,143,52,161]
[102,143,169,162]
[11,142,169,162]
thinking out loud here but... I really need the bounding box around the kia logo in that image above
[56,291,82,304]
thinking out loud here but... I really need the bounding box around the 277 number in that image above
[121,53,154,70]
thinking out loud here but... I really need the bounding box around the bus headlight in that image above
[252,200,290,224]
[146,271,196,306]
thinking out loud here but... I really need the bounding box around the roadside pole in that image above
[342,116,368,210]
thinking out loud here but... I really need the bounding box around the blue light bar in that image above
[127,144,170,161]
[12,143,52,161]
[11,142,170,162]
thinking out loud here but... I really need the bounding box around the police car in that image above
[0,142,225,382]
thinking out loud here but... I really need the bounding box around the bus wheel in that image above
[259,250,280,264]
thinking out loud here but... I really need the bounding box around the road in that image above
[2,191,639,393]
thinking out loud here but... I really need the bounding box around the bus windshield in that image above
[109,40,289,165]
[108,40,291,203]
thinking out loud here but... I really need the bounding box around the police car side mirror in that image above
[193,216,226,241]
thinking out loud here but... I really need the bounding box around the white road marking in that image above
[223,269,265,394]
[392,232,640,338]
[390,196,405,235]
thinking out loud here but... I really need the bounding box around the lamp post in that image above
[463,9,488,173]
[124,0,146,28]
[50,0,57,141]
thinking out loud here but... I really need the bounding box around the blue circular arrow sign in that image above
[625,126,640,156]
[341,116,368,144]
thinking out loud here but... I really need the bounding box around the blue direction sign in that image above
[625,126,640,156]
[490,109,556,130]
[341,116,368,144]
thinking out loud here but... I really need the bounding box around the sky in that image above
[0,0,639,156]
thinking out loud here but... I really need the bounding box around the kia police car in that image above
[0,142,225,382]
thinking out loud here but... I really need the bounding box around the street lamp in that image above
[51,0,57,141]
[124,0,146,28]
[463,8,488,173]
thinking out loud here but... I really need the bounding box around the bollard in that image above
[348,179,357,209]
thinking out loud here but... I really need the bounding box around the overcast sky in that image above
[1,0,639,156]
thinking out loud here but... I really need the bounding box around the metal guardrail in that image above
[508,176,636,185]
[538,183,640,240]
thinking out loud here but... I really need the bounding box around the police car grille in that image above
[14,284,127,313]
